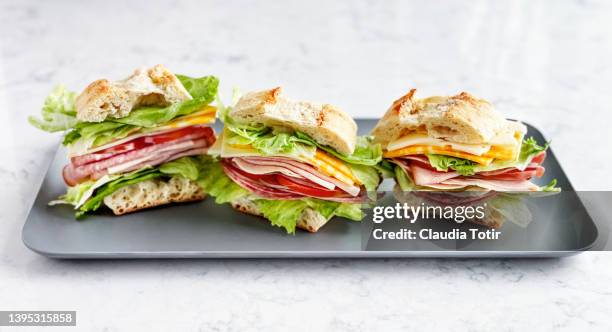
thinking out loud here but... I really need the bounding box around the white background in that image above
[1,0,612,331]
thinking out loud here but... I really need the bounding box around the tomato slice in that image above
[275,174,346,198]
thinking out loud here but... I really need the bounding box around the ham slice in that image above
[475,165,544,181]
[221,158,368,202]
[393,152,547,191]
[238,156,361,197]
[105,147,209,176]
[62,125,214,186]
[531,151,546,165]
[222,160,302,199]
[232,159,311,184]
[71,126,214,167]
[410,164,460,185]
[441,178,540,191]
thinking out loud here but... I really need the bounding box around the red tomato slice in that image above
[275,174,346,198]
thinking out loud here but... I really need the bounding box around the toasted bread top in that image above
[230,87,357,155]
[75,64,192,122]
[371,89,514,148]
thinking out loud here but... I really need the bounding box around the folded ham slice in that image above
[221,158,367,202]
[393,150,547,191]
[441,178,540,191]
[63,125,214,186]
[236,156,361,196]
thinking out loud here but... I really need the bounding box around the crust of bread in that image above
[230,197,329,233]
[103,176,206,215]
[371,89,512,148]
[75,64,192,122]
[230,87,357,155]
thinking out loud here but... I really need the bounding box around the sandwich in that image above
[201,87,383,233]
[372,89,558,228]
[29,65,218,217]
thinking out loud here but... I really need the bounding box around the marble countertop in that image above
[1,0,612,330]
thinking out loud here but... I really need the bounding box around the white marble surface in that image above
[1,0,612,330]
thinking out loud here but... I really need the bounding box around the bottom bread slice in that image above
[103,176,206,215]
[230,197,329,233]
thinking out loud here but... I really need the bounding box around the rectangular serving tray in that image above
[22,120,598,258]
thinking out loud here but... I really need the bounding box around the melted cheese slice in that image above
[388,134,491,156]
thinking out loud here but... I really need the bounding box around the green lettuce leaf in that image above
[250,132,317,158]
[77,168,163,218]
[63,121,135,146]
[54,181,96,206]
[348,163,381,195]
[333,203,363,220]
[111,98,212,128]
[254,198,362,234]
[253,200,307,233]
[159,156,201,181]
[176,75,219,101]
[420,137,550,175]
[28,85,78,132]
[196,158,250,204]
[375,159,396,178]
[294,132,382,166]
[519,137,548,164]
[427,154,477,176]
[541,179,560,192]
[395,165,416,191]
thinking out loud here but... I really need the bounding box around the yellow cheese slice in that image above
[482,145,516,160]
[387,133,491,156]
[304,150,360,186]
[384,145,495,165]
[158,106,217,129]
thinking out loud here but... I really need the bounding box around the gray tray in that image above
[22,120,598,258]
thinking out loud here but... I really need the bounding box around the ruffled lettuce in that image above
[426,154,478,176]
[255,198,362,234]
[196,156,250,204]
[294,132,382,166]
[28,86,78,132]
[541,179,560,192]
[395,165,416,191]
